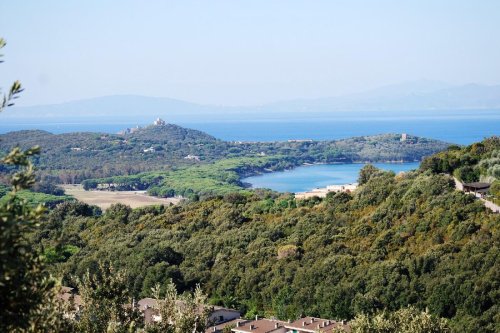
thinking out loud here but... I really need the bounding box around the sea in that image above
[241,162,420,193]
[1,116,498,145]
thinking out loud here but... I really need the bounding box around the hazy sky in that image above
[1,0,499,106]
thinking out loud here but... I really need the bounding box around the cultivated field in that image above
[62,185,182,210]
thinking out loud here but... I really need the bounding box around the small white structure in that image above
[326,183,358,192]
[184,154,201,161]
[295,183,358,199]
[400,133,408,142]
[144,147,155,153]
[153,118,166,126]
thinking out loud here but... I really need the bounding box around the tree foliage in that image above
[0,38,69,332]
[74,261,141,333]
[36,159,500,332]
[146,281,209,333]
[342,306,450,333]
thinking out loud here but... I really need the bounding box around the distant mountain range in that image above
[4,80,500,123]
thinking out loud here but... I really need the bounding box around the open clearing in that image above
[62,185,182,210]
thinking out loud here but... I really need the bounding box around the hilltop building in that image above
[153,117,166,126]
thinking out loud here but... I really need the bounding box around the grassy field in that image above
[62,185,182,210]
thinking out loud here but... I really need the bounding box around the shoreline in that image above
[245,159,421,177]
[295,183,359,199]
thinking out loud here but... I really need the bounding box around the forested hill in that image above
[0,124,449,183]
[36,138,500,332]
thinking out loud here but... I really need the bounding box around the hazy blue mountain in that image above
[5,80,500,124]
[347,79,454,98]
[267,81,500,112]
[4,95,216,119]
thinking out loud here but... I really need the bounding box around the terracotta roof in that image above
[57,292,84,307]
[206,318,249,333]
[232,318,287,333]
[285,317,350,333]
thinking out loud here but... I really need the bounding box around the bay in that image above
[241,162,421,193]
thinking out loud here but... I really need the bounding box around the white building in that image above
[153,118,166,126]
[184,154,201,161]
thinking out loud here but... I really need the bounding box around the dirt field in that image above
[62,185,182,210]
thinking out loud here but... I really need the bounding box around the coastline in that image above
[295,183,358,199]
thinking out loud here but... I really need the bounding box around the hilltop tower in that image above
[153,118,166,126]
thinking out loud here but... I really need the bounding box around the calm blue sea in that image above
[1,116,498,145]
[242,162,420,193]
[183,117,499,145]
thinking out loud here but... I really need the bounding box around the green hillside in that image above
[0,126,449,184]
[35,138,500,332]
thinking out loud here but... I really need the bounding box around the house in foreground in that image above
[206,316,350,333]
[57,290,349,332]
[137,298,241,326]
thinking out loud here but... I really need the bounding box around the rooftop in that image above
[463,182,491,189]
[232,318,286,333]
[285,316,350,333]
[206,318,249,333]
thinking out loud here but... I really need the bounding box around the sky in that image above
[1,0,499,107]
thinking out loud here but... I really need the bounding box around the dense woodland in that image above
[31,138,500,332]
[0,125,448,184]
